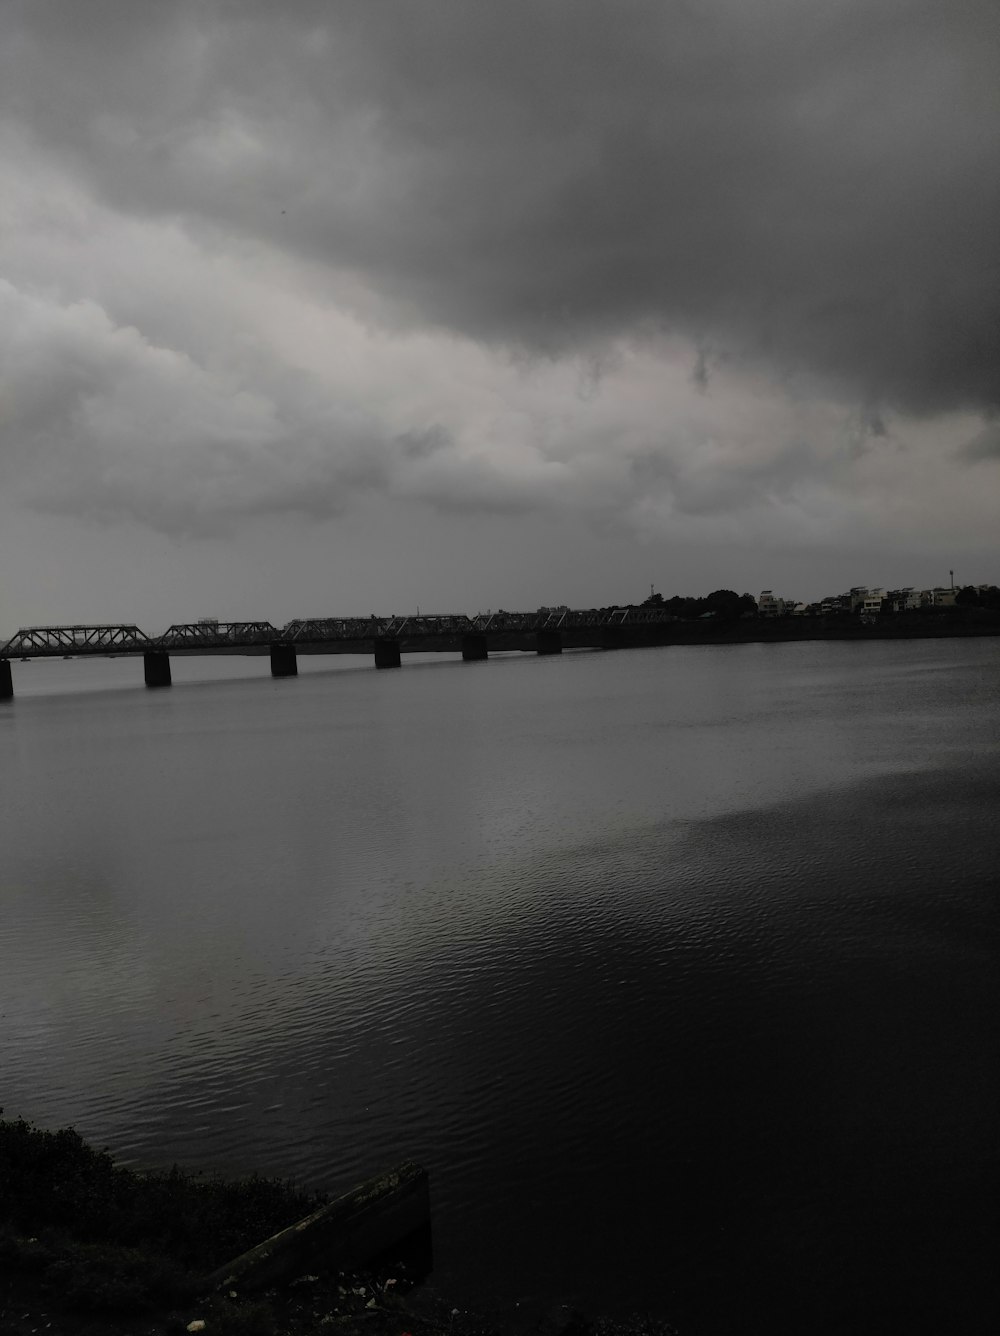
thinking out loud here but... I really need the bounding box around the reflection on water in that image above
[2,639,998,1334]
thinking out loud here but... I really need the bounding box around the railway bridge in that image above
[0,607,679,698]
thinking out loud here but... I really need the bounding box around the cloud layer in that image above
[0,1,997,569]
[7,0,998,409]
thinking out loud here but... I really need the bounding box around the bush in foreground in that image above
[0,1111,324,1314]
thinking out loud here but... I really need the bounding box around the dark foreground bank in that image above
[0,1116,680,1336]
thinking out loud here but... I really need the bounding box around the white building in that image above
[757,591,786,616]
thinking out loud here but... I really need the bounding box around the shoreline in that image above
[620,609,1000,646]
[0,1116,681,1336]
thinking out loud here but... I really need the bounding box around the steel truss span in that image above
[282,614,475,643]
[1,607,680,659]
[1,625,153,656]
[470,606,676,632]
[157,622,279,648]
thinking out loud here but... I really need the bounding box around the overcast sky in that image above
[1,0,997,633]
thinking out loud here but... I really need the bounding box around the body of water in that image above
[1,638,997,1333]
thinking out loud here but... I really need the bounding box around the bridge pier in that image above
[536,629,562,656]
[270,643,298,678]
[0,660,12,700]
[143,652,172,688]
[461,634,488,662]
[374,638,402,669]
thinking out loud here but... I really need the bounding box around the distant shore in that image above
[614,608,1000,649]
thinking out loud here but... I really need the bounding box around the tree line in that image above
[955,585,1000,609]
[640,589,758,619]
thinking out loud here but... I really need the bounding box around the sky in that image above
[1,0,997,635]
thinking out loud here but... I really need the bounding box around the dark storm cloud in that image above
[3,0,998,416]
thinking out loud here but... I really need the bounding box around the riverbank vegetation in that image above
[1,1115,680,1336]
[0,1111,327,1331]
[0,1116,457,1336]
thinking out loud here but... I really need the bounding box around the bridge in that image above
[0,607,680,698]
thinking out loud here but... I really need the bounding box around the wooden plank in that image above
[205,1164,431,1291]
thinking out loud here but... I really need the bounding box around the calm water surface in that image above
[1,640,998,1334]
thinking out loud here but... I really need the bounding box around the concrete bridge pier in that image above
[461,634,488,662]
[0,660,12,700]
[270,643,298,678]
[536,629,562,655]
[143,652,172,688]
[374,638,402,669]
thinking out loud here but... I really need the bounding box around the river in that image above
[1,638,997,1334]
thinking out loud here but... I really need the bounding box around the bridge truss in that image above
[282,614,474,643]
[471,605,677,632]
[1,625,153,656]
[157,622,279,649]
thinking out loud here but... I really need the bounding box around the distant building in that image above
[922,587,957,607]
[757,590,786,617]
